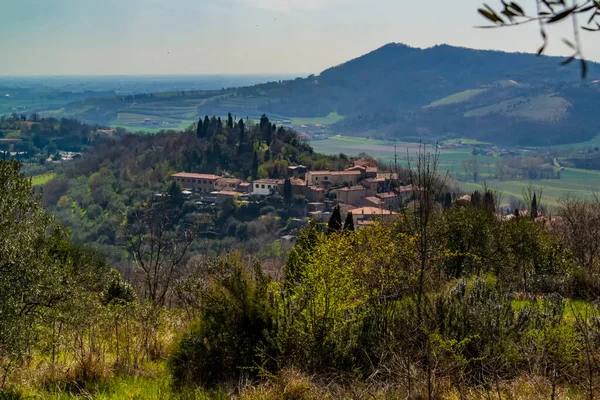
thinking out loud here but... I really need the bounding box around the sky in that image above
[0,0,597,76]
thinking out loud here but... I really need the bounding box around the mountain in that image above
[52,43,600,146]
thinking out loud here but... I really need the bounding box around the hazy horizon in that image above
[2,0,597,75]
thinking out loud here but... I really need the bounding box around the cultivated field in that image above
[310,135,600,208]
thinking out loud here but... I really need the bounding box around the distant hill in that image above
[53,43,600,146]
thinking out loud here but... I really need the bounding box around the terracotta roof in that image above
[239,182,251,187]
[172,172,220,180]
[290,179,306,186]
[352,207,398,216]
[377,192,397,199]
[363,196,384,206]
[338,186,366,192]
[217,178,242,184]
[253,179,284,185]
[217,191,241,196]
[352,158,378,168]
[308,170,362,176]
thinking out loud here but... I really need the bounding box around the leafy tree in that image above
[0,158,74,387]
[169,254,274,388]
[328,205,343,234]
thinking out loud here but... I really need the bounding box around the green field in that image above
[425,89,486,108]
[310,135,600,208]
[464,94,569,122]
[31,173,56,186]
[461,167,600,208]
[291,112,345,126]
[110,121,195,134]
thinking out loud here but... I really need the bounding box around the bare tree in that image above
[554,194,600,277]
[123,201,200,308]
[396,143,450,322]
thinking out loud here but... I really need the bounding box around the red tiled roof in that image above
[172,172,220,180]
[309,170,362,176]
[338,186,366,192]
[352,207,398,216]
[253,179,284,185]
[217,178,242,184]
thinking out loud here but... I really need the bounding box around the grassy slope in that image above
[31,173,56,186]
[291,112,345,126]
[425,89,487,108]
[464,94,570,122]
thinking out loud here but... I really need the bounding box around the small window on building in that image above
[315,177,319,181]
[255,184,259,188]
[324,177,328,180]
[261,185,265,189]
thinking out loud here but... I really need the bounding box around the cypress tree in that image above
[203,116,210,136]
[444,192,452,208]
[196,117,203,138]
[251,151,259,181]
[328,205,343,234]
[531,193,538,220]
[483,190,495,213]
[343,211,355,231]
[283,178,292,201]
[227,113,234,129]
[471,191,482,208]
[238,119,246,154]
[216,117,223,136]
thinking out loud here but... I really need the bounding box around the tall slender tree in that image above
[238,119,246,154]
[328,205,343,234]
[203,116,210,137]
[196,117,203,138]
[531,193,538,220]
[251,151,259,181]
[227,113,234,129]
[283,178,293,201]
[343,211,355,231]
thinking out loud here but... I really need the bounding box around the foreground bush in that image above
[169,254,276,388]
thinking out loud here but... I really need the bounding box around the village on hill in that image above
[169,158,408,231]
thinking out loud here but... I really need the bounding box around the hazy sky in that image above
[1,0,597,76]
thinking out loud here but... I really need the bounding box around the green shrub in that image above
[169,254,276,388]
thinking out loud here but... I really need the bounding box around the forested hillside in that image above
[43,115,347,261]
